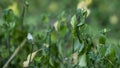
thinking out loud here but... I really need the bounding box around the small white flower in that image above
[27,33,33,40]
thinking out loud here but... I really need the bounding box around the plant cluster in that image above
[0,0,120,68]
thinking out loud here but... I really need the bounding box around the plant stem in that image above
[104,58,115,68]
[5,29,10,56]
[76,26,82,43]
[3,39,26,68]
[29,41,34,66]
[72,38,75,53]
[21,0,29,30]
[72,38,74,64]
[7,32,10,56]
[21,6,25,30]
[48,29,51,68]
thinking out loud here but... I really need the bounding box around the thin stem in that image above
[21,0,29,30]
[48,27,53,53]
[6,31,10,56]
[29,41,34,66]
[104,58,115,68]
[76,27,82,44]
[72,38,74,53]
[48,31,51,47]
[21,6,25,30]
[5,24,11,57]
[3,39,26,68]
[72,38,74,64]
[48,29,51,68]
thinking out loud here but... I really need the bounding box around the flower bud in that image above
[27,33,33,41]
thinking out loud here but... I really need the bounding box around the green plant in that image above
[0,0,120,68]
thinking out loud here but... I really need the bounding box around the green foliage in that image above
[0,0,120,68]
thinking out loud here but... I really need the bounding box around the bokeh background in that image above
[1,0,120,39]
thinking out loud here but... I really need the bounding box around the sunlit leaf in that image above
[78,53,87,67]
[8,2,19,16]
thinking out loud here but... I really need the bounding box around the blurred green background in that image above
[1,0,120,39]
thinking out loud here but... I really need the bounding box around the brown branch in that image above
[3,39,27,68]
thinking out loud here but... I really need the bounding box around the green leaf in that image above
[34,56,42,63]
[9,22,15,30]
[83,10,88,18]
[99,35,106,44]
[71,15,77,28]
[105,45,115,57]
[49,56,54,66]
[3,9,15,23]
[76,9,85,23]
[78,53,87,67]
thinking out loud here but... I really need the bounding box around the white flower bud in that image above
[27,33,33,40]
